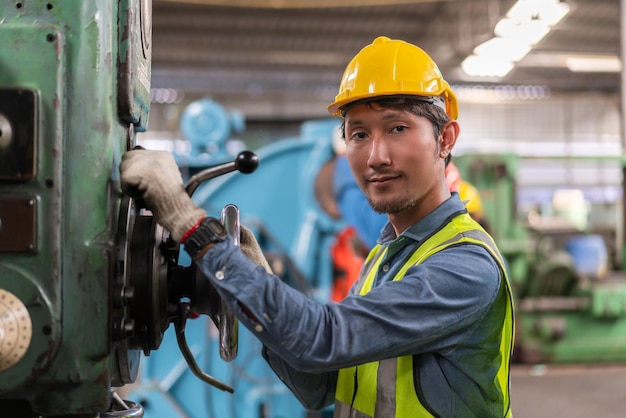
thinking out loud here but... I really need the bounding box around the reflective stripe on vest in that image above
[335,212,514,418]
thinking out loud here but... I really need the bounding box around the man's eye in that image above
[392,125,407,133]
[350,132,368,140]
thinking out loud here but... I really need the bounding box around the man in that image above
[121,36,514,417]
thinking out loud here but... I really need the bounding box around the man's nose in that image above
[368,134,392,167]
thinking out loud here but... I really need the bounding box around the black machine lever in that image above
[174,302,234,393]
[185,150,258,197]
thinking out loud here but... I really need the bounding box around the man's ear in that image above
[439,120,460,159]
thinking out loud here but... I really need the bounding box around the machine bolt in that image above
[123,319,135,337]
[112,318,135,340]
[123,286,136,305]
[113,284,136,308]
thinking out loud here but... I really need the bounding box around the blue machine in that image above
[129,99,343,418]
[177,98,246,167]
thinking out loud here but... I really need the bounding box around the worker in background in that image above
[458,176,490,231]
[120,36,514,417]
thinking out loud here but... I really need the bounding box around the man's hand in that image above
[120,149,206,242]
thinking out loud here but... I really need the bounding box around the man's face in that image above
[343,103,446,217]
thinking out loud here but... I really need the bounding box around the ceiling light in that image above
[566,56,622,73]
[461,55,515,78]
[494,18,550,45]
[507,0,570,26]
[474,37,532,62]
[461,0,571,79]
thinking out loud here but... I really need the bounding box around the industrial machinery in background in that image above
[127,97,626,417]
[129,98,342,418]
[454,153,626,364]
[0,2,260,417]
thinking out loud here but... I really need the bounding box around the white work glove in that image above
[240,225,272,273]
[120,149,273,272]
[120,149,206,242]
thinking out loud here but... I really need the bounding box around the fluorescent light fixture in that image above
[461,0,571,79]
[540,1,570,25]
[474,37,532,62]
[461,55,515,78]
[566,56,622,73]
[507,0,570,26]
[494,18,550,45]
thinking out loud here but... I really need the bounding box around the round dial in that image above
[0,289,32,372]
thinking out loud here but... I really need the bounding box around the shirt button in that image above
[382,264,390,272]
[254,324,263,332]
[215,268,225,280]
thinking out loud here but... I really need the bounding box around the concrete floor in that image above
[510,364,626,418]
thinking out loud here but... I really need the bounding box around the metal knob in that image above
[185,150,259,197]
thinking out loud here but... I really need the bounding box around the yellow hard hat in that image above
[459,180,485,219]
[327,36,458,119]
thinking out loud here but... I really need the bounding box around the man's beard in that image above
[368,195,417,214]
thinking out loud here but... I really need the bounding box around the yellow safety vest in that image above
[334,212,514,418]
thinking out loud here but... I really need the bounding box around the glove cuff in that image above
[149,186,207,242]
[180,216,207,243]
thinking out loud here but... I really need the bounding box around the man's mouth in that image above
[365,173,401,184]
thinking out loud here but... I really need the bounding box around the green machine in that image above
[0,1,256,417]
[0,1,153,416]
[454,153,626,364]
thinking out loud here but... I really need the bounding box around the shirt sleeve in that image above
[262,346,337,410]
[196,238,502,375]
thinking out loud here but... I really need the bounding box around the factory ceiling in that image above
[150,0,621,119]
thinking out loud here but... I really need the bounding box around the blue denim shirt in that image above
[196,193,504,416]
